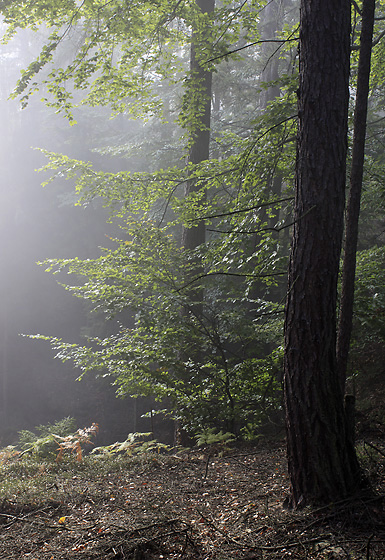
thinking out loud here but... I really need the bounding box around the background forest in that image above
[0,0,385,452]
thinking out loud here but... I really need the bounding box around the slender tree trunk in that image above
[284,0,362,507]
[182,0,215,290]
[259,0,285,108]
[181,0,214,257]
[247,0,287,313]
[178,0,214,322]
[337,0,375,393]
[180,0,214,314]
[175,0,214,445]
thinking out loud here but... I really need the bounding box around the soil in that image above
[0,440,384,559]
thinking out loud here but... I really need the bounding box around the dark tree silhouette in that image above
[283,0,362,507]
[337,0,376,392]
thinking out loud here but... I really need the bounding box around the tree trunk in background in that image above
[284,0,362,507]
[260,0,286,221]
[175,0,214,445]
[0,305,8,432]
[180,0,213,351]
[259,0,285,109]
[247,0,287,315]
[0,66,13,433]
[181,0,214,278]
[337,0,375,393]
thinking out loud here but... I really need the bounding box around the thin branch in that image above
[158,0,184,26]
[261,26,299,74]
[208,219,294,235]
[175,271,286,293]
[188,196,294,222]
[157,165,242,226]
[207,37,299,64]
[212,0,249,50]
[207,207,315,236]
[368,115,385,125]
[352,27,385,51]
[195,509,331,552]
[237,115,297,189]
[372,27,385,47]
[364,440,385,458]
[351,0,362,15]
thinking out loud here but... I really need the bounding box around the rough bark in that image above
[337,0,375,393]
[283,0,362,507]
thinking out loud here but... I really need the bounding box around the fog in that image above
[0,33,158,446]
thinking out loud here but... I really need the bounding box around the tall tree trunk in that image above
[181,0,214,268]
[247,0,287,314]
[337,0,375,393]
[259,0,285,108]
[175,0,214,444]
[283,0,362,507]
[180,0,214,315]
[260,0,285,220]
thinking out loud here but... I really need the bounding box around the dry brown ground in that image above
[0,441,384,559]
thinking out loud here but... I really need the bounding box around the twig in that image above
[175,270,286,293]
[207,37,299,63]
[1,505,62,529]
[188,196,294,222]
[196,509,330,551]
[364,440,385,459]
[109,528,191,557]
[366,533,374,560]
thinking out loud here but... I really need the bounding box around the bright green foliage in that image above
[2,0,300,435]
[195,428,235,446]
[16,417,78,459]
[30,79,295,435]
[32,226,285,432]
[0,0,264,125]
[91,432,171,456]
[29,81,296,434]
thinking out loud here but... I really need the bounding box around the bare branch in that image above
[176,270,286,293]
[188,197,294,223]
[351,0,362,15]
[207,37,299,64]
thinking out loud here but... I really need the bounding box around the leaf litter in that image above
[0,440,384,559]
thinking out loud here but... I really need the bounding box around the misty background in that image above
[0,28,163,445]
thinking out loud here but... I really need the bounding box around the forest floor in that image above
[0,439,384,560]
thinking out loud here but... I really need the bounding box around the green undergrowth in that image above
[0,450,178,509]
[0,419,182,508]
[0,419,266,510]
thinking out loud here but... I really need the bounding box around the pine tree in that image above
[283,0,363,507]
